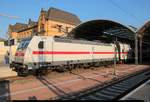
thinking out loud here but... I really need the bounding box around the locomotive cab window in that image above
[38,41,44,49]
[17,38,31,50]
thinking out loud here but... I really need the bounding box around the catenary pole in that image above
[135,33,138,65]
[113,36,117,76]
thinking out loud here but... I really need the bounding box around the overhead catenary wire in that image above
[0,12,26,64]
[0,13,20,19]
[107,0,143,24]
[0,12,30,21]
[107,0,141,64]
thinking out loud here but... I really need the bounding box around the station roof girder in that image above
[68,19,136,43]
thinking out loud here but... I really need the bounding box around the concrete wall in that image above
[0,45,18,64]
[0,42,4,47]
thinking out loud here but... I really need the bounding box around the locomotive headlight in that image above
[39,64,42,67]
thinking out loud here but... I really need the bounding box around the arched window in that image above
[40,23,45,32]
[66,27,70,33]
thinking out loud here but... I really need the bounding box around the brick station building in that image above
[8,7,81,41]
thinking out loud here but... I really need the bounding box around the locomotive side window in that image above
[38,41,44,49]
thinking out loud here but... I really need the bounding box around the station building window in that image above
[57,24,62,33]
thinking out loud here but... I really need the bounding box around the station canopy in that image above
[68,19,136,43]
[137,21,150,44]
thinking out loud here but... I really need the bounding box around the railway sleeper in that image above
[100,90,120,97]
[105,88,124,94]
[93,92,113,99]
[85,95,102,100]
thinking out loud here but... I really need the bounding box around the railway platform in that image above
[0,64,17,79]
[0,64,149,100]
[121,79,150,101]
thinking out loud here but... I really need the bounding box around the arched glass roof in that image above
[68,19,135,43]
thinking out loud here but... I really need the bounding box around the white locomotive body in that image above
[11,36,131,75]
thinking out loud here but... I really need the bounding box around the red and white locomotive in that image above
[10,36,132,76]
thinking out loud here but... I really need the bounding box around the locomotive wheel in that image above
[83,63,88,69]
[75,64,80,69]
[35,69,40,76]
[68,66,72,73]
[57,66,65,72]
[17,71,22,76]
[42,69,48,75]
[62,65,68,72]
[17,69,28,77]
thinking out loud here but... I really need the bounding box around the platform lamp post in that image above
[103,31,117,76]
[113,36,117,76]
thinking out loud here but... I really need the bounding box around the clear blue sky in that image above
[0,0,150,39]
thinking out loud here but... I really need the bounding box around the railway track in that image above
[0,65,112,83]
[56,68,150,100]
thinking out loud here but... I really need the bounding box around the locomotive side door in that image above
[38,38,46,63]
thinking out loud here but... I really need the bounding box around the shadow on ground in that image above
[70,71,104,84]
[36,76,69,98]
